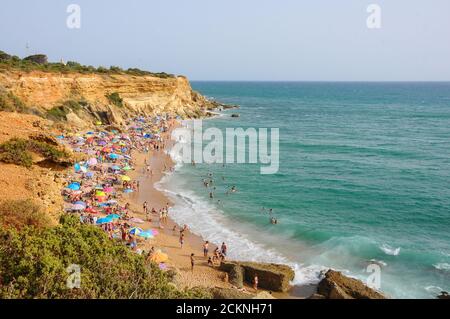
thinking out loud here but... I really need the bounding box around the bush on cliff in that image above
[0,138,33,167]
[0,199,50,230]
[46,99,86,121]
[0,138,70,168]
[0,90,30,113]
[106,92,124,108]
[0,215,211,299]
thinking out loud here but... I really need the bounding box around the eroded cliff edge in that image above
[0,69,223,128]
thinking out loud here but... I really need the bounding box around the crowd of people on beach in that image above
[54,112,268,294]
[59,115,173,264]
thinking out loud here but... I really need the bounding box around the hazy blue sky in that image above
[1,0,449,81]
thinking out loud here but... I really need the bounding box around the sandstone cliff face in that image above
[0,70,215,127]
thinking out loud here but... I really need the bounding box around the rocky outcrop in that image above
[313,270,387,299]
[437,291,450,299]
[209,287,275,299]
[219,261,295,292]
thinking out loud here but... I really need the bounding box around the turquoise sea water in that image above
[159,82,450,298]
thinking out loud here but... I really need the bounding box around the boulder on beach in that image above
[314,270,387,299]
[219,260,295,292]
[209,287,254,299]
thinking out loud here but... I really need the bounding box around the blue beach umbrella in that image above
[97,217,113,224]
[106,214,121,220]
[123,189,134,194]
[129,227,142,235]
[138,231,154,239]
[67,182,81,191]
[109,153,120,159]
[74,201,86,207]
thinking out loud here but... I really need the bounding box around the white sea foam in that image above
[380,244,401,256]
[433,263,450,271]
[155,171,325,286]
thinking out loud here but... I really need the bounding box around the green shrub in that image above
[0,90,29,113]
[0,50,176,78]
[46,105,69,121]
[0,138,70,168]
[0,138,33,168]
[109,66,123,73]
[0,199,50,230]
[0,215,211,299]
[106,92,123,108]
[45,99,86,121]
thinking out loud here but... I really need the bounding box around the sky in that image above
[0,0,449,81]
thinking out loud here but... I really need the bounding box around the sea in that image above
[157,82,450,299]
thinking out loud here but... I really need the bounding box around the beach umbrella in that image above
[87,158,98,166]
[151,250,168,263]
[67,182,81,191]
[111,165,121,170]
[86,171,95,178]
[150,229,159,236]
[74,163,81,172]
[123,188,133,194]
[103,186,114,193]
[96,191,106,197]
[123,165,132,171]
[129,217,144,224]
[129,227,142,235]
[96,121,102,126]
[138,231,154,239]
[106,214,121,220]
[109,153,120,159]
[71,204,86,211]
[74,201,86,207]
[96,217,113,224]
[121,175,131,182]
[106,199,118,205]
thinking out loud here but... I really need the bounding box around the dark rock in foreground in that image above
[311,270,387,299]
[437,291,450,299]
[231,113,240,118]
[219,261,295,292]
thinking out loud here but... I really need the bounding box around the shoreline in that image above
[124,121,305,298]
[125,122,301,297]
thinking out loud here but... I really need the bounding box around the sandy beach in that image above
[126,141,232,290]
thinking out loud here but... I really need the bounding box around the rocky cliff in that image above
[0,70,219,128]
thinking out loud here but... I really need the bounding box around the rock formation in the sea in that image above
[437,291,450,299]
[219,261,295,292]
[310,270,387,299]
